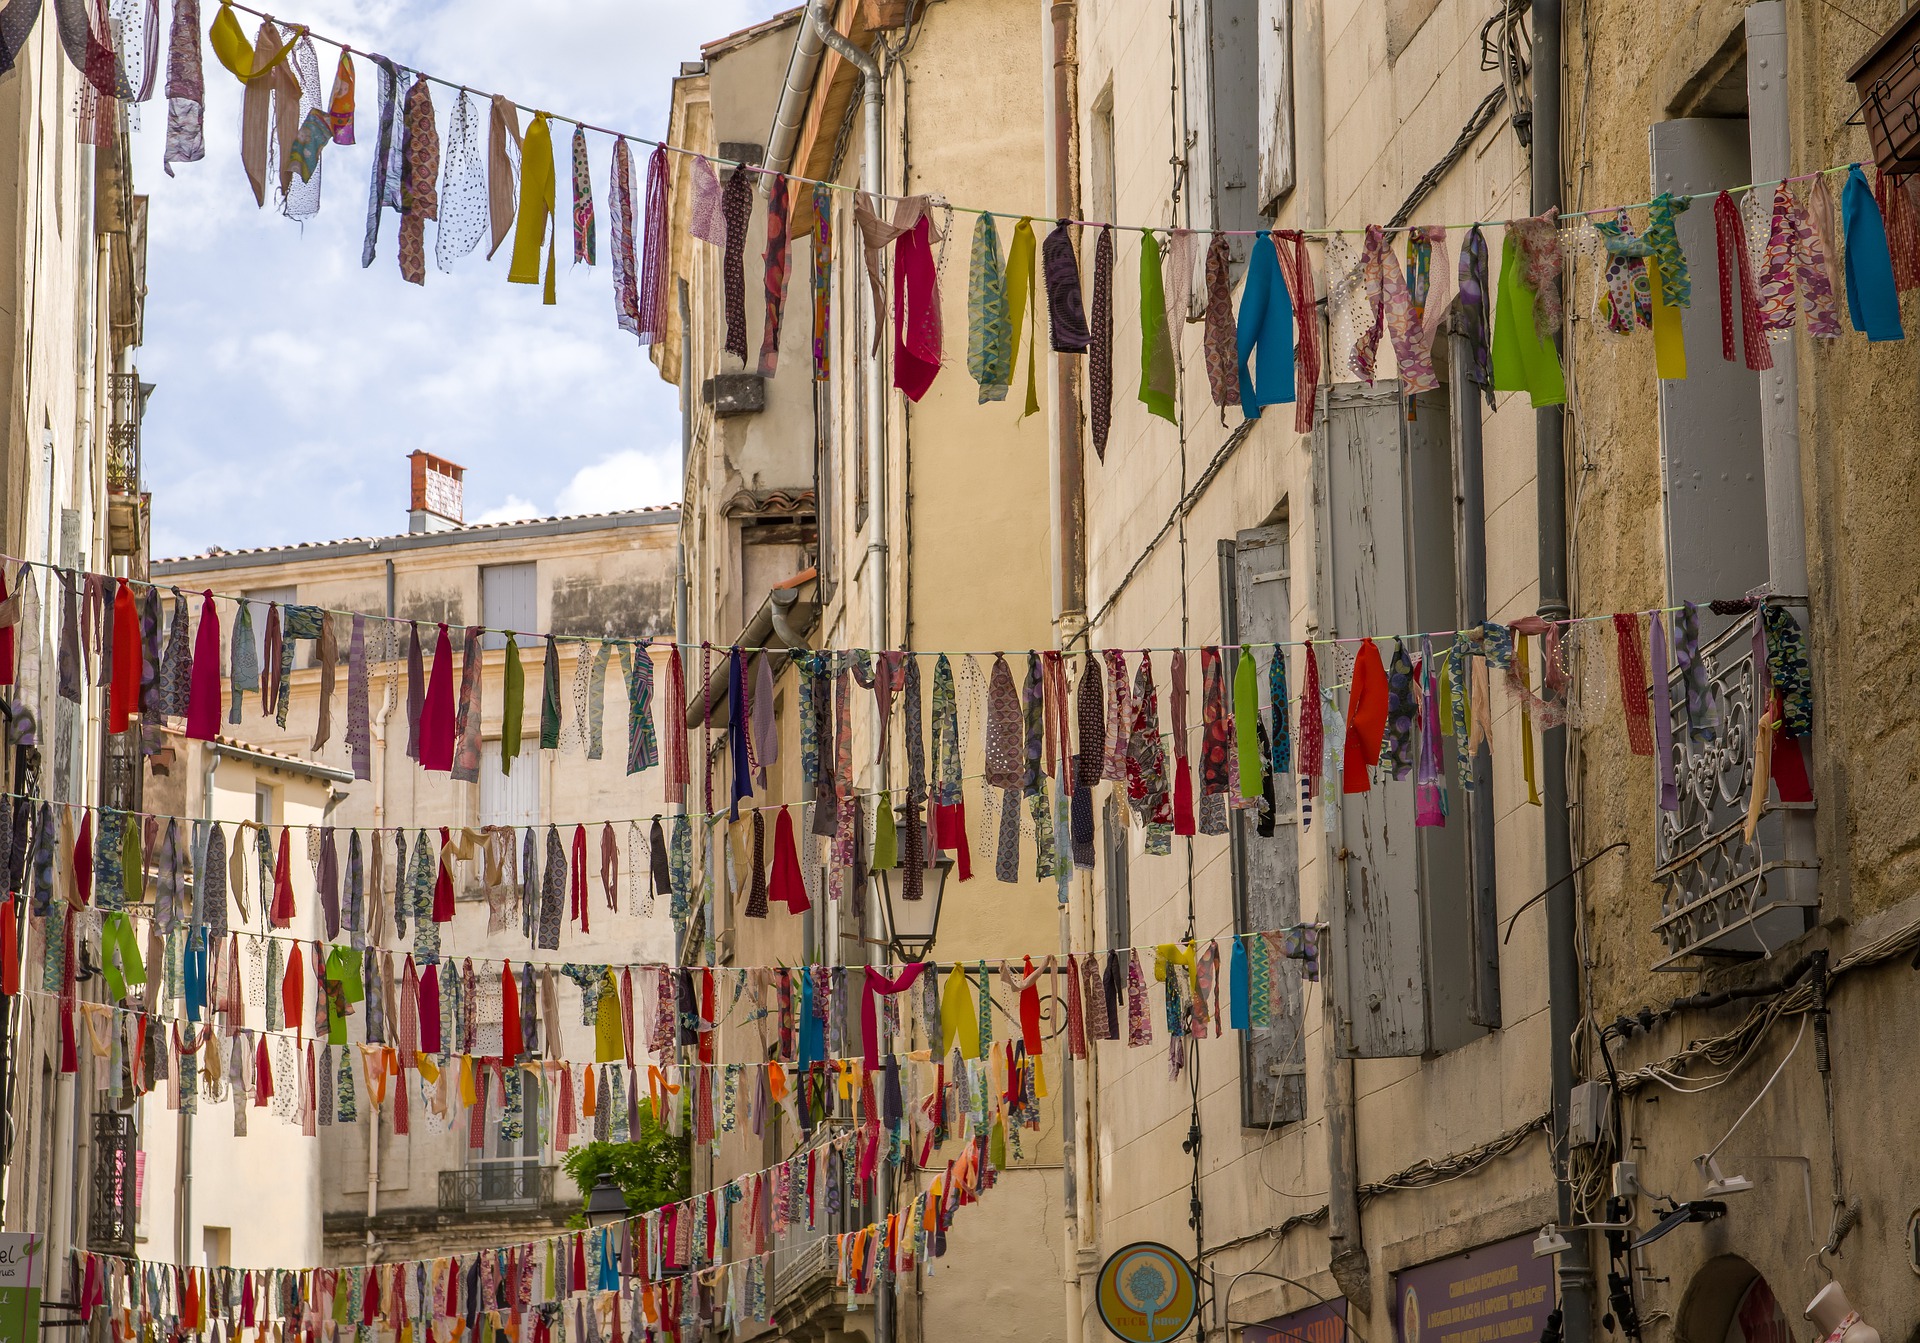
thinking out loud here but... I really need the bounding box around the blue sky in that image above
[131,0,789,560]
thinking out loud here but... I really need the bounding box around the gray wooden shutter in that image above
[1222,526,1306,1126]
[1256,0,1295,213]
[481,562,537,651]
[1320,384,1430,1058]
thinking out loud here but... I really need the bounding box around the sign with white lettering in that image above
[1394,1234,1554,1343]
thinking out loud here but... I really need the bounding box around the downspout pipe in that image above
[806,12,893,1343]
[1530,0,1594,1337]
[767,9,829,177]
[805,0,887,672]
[1045,14,1089,1343]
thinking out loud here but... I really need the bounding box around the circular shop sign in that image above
[1096,1242,1199,1343]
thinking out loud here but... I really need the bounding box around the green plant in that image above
[559,1108,691,1228]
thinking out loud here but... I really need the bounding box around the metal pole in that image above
[1530,0,1593,1332]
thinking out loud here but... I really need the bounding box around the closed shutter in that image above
[1222,524,1307,1127]
[481,563,537,651]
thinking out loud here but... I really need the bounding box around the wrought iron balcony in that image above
[89,1112,137,1254]
[1652,605,1818,970]
[436,1162,565,1214]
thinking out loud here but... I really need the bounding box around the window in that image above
[481,563,537,651]
[1219,520,1305,1127]
[1181,0,1261,259]
[242,585,296,670]
[1320,381,1493,1058]
[202,1226,231,1270]
[1256,0,1295,212]
[1089,81,1118,227]
[472,1102,543,1207]
[254,783,276,827]
[1100,793,1130,952]
[480,741,539,826]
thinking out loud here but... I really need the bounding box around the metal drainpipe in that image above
[366,558,398,1258]
[1051,0,1087,632]
[1529,0,1593,1334]
[806,11,894,1341]
[1046,7,1089,1343]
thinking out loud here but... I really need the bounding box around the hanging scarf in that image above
[1089,225,1115,457]
[757,175,793,375]
[1758,183,1840,339]
[894,214,941,402]
[810,182,835,378]
[162,0,206,176]
[1490,222,1566,406]
[1042,220,1090,352]
[1714,190,1773,370]
[1456,225,1494,406]
[1272,229,1320,433]
[1236,231,1296,414]
[396,78,439,287]
[1202,234,1239,406]
[357,58,401,266]
[570,124,596,266]
[1138,231,1177,422]
[508,113,560,305]
[1841,166,1904,341]
[1003,217,1041,416]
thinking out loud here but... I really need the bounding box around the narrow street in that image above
[0,3,1917,1343]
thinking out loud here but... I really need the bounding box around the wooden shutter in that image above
[1222,525,1306,1126]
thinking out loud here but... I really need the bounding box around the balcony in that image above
[436,1162,568,1214]
[1652,605,1818,970]
[106,371,150,560]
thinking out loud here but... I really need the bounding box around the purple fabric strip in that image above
[1042,221,1091,352]
[346,614,370,781]
[405,621,424,761]
[1650,612,1677,812]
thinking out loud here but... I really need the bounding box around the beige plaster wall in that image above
[1071,0,1557,1333]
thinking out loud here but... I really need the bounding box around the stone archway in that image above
[1675,1256,1792,1343]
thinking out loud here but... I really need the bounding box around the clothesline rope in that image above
[211,0,1851,236]
[14,553,1688,657]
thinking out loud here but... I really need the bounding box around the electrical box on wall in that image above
[1568,1080,1610,1148]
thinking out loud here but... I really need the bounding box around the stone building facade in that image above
[153,465,681,1266]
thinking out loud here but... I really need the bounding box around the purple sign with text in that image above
[1393,1234,1555,1343]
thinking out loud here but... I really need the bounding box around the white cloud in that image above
[471,495,545,525]
[130,0,784,556]
[555,450,682,515]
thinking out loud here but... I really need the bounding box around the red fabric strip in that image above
[185,590,223,740]
[769,805,809,911]
[1714,191,1773,371]
[109,580,142,732]
[419,622,457,771]
[1343,639,1390,792]
[1613,613,1655,756]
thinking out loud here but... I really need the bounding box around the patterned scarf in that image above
[1089,226,1115,458]
[1041,221,1090,351]
[811,183,834,380]
[611,139,642,338]
[1202,234,1239,405]
[968,214,1011,402]
[757,175,792,376]
[1759,183,1840,339]
[1714,190,1773,371]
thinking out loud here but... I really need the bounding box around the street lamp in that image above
[584,1174,630,1230]
[874,808,954,962]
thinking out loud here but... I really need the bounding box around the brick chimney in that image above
[408,451,465,533]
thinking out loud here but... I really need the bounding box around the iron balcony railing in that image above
[437,1163,564,1214]
[1652,604,1818,970]
[107,372,143,496]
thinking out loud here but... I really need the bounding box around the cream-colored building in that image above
[152,458,682,1265]
[0,13,154,1287]
[1060,0,1559,1332]
[135,731,343,1272]
[656,5,1065,1343]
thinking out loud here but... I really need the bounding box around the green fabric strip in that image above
[1489,232,1565,406]
[1139,233,1177,422]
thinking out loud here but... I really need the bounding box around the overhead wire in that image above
[211,0,1854,237]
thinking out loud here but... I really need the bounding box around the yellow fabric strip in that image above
[1517,636,1541,805]
[508,113,559,304]
[940,963,981,1059]
[1648,257,1688,381]
[210,3,291,84]
[1004,218,1041,419]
